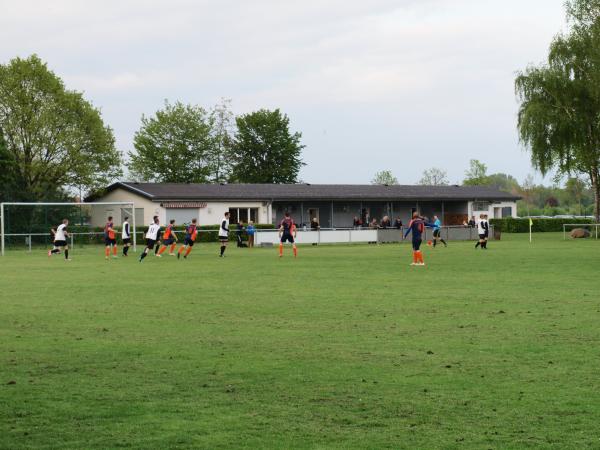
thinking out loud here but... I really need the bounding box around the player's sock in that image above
[279,243,283,257]
[51,248,60,254]
[293,245,297,257]
[433,239,437,247]
[65,250,69,260]
[221,245,226,256]
[185,247,192,257]
[412,251,417,264]
[113,246,117,256]
[105,247,109,257]
[441,239,447,247]
[140,250,148,261]
[475,242,480,248]
[418,251,424,264]
[158,245,167,255]
[154,244,160,255]
[169,243,176,254]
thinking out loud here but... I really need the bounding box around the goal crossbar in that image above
[1,201,137,256]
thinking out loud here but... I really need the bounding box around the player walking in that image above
[278,212,298,258]
[404,212,433,266]
[104,216,118,260]
[475,214,489,249]
[218,212,230,257]
[177,219,198,259]
[158,219,178,257]
[139,216,161,262]
[432,215,447,248]
[122,216,132,256]
[48,219,71,261]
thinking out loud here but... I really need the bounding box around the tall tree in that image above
[230,109,304,183]
[418,167,449,186]
[129,101,213,183]
[0,55,121,200]
[208,98,234,183]
[371,170,398,185]
[516,0,600,220]
[485,173,521,193]
[462,159,489,186]
[0,129,18,201]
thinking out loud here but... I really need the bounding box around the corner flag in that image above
[529,218,533,243]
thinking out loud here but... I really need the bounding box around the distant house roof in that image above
[88,182,520,202]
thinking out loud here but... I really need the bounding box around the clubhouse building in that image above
[87,182,519,228]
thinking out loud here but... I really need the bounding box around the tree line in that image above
[0,55,305,203]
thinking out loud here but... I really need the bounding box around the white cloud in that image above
[0,0,567,183]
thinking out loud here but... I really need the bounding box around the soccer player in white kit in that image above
[48,219,70,260]
[139,216,161,262]
[218,212,230,257]
[122,217,132,256]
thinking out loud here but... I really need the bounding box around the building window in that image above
[229,207,259,224]
[472,201,489,211]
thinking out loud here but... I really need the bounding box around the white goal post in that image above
[0,201,137,256]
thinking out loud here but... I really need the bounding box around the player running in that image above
[278,212,298,258]
[177,219,198,260]
[48,219,71,261]
[157,219,178,257]
[104,216,118,260]
[218,212,230,257]
[403,212,433,266]
[139,216,161,262]
[475,214,489,249]
[432,215,447,248]
[122,216,132,256]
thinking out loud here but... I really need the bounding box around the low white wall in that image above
[255,229,379,245]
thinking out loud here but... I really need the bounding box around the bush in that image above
[490,218,595,233]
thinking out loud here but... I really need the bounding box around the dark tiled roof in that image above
[91,182,520,202]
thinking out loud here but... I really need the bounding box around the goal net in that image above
[0,202,137,255]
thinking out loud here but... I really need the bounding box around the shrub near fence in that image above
[490,218,595,233]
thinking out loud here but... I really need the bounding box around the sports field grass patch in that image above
[1,234,599,449]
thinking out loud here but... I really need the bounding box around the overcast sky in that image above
[1,0,568,185]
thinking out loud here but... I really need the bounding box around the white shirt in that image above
[122,221,130,239]
[478,220,488,234]
[219,217,229,238]
[55,224,67,241]
[146,223,161,240]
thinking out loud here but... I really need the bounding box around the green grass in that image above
[1,234,599,449]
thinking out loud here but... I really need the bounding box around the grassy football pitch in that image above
[1,233,599,449]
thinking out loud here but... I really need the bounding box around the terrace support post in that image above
[301,202,304,227]
[132,203,137,252]
[331,201,334,229]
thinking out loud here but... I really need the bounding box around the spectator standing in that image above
[236,220,245,247]
[394,217,403,229]
[247,221,255,248]
[311,217,320,230]
[380,216,391,228]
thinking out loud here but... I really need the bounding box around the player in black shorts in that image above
[278,212,298,258]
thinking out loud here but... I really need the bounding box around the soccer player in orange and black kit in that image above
[177,219,198,260]
[278,212,298,258]
[157,219,178,256]
[104,216,118,260]
[403,212,434,266]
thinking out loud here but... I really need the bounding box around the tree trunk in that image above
[592,169,600,223]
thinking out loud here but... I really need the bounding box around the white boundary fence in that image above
[0,202,136,256]
[255,226,494,246]
[562,223,600,240]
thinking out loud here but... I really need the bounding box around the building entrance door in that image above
[308,208,319,224]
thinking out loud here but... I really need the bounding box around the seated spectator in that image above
[246,221,255,248]
[468,216,476,228]
[380,216,391,229]
[353,216,362,228]
[394,217,403,229]
[311,217,320,230]
[369,218,379,229]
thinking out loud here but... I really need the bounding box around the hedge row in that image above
[490,218,595,233]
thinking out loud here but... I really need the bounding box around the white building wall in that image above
[90,189,162,227]
[469,201,517,220]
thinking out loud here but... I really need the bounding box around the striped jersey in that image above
[146,223,161,240]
